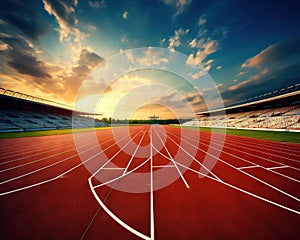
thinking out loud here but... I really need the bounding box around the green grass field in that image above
[0,126,299,143]
[199,127,300,143]
[0,127,109,139]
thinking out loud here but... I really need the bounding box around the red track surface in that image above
[0,126,300,239]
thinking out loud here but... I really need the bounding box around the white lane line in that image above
[0,143,99,185]
[198,132,300,163]
[156,129,222,182]
[154,126,189,189]
[224,137,300,158]
[150,126,155,240]
[0,139,96,172]
[267,166,289,170]
[102,168,126,170]
[151,145,219,182]
[80,186,115,240]
[220,138,300,163]
[267,168,300,184]
[122,130,147,175]
[88,178,151,240]
[80,207,101,240]
[220,176,300,215]
[92,157,150,189]
[0,140,71,159]
[166,127,300,215]
[0,129,140,195]
[166,129,300,203]
[173,130,300,177]
[238,165,260,170]
[223,136,300,154]
[152,165,175,168]
[0,140,79,165]
[89,129,144,179]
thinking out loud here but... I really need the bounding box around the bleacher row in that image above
[0,107,107,133]
[198,105,300,129]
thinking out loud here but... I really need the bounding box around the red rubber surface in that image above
[0,126,299,239]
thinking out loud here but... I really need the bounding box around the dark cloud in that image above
[88,0,106,8]
[43,0,78,27]
[0,34,51,79]
[7,50,51,78]
[0,0,49,40]
[78,49,104,68]
[242,39,300,69]
[223,39,300,103]
[53,48,105,101]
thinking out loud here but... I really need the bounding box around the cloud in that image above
[186,39,218,66]
[189,38,197,48]
[186,51,206,66]
[242,39,300,69]
[162,0,192,17]
[7,51,51,78]
[191,70,205,80]
[168,28,189,52]
[186,30,220,67]
[81,76,112,97]
[122,11,128,20]
[88,0,106,8]
[223,39,300,102]
[42,0,85,44]
[0,33,51,79]
[125,47,169,67]
[229,68,269,91]
[0,31,104,102]
[78,49,104,68]
[54,48,105,100]
[186,15,227,68]
[152,89,203,114]
[0,0,50,40]
[136,48,169,66]
[203,40,218,55]
[0,41,10,51]
[198,15,206,27]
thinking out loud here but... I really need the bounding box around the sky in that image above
[0,0,300,119]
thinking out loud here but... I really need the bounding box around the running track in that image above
[0,125,299,239]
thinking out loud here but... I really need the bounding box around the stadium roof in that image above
[0,88,103,117]
[197,90,300,116]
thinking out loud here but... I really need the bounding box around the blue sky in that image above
[0,0,300,118]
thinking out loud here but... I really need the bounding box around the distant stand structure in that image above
[148,115,160,121]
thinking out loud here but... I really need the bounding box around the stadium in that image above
[1,83,299,239]
[1,1,300,240]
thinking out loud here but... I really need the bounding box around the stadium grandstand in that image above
[194,87,300,131]
[0,88,108,133]
[183,84,300,131]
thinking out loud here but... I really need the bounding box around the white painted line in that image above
[150,126,155,240]
[89,178,151,240]
[102,167,126,170]
[166,128,300,204]
[158,129,223,182]
[123,130,147,175]
[89,129,144,179]
[152,165,175,168]
[0,139,95,173]
[154,127,190,189]
[0,128,139,195]
[92,157,150,189]
[267,165,289,170]
[238,165,260,170]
